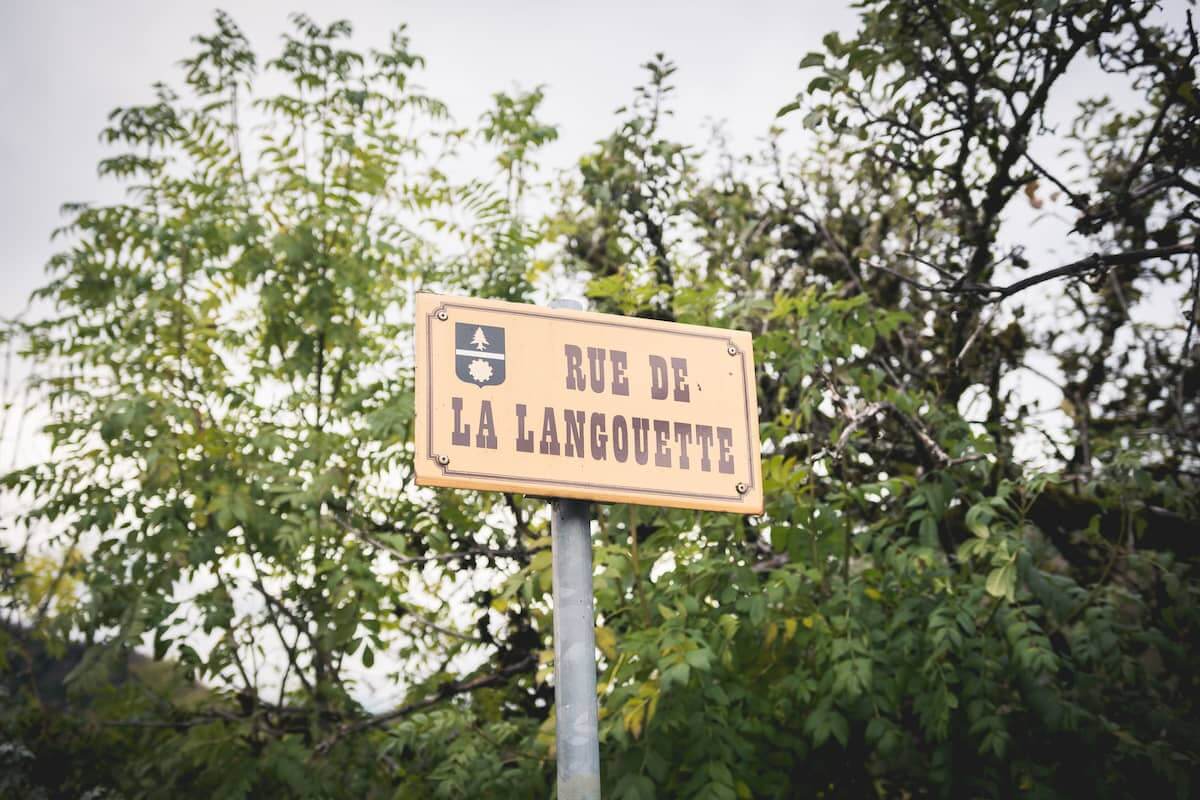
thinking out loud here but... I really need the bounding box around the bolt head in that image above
[727,344,738,356]
[436,455,449,466]
[436,309,449,321]
[735,482,748,494]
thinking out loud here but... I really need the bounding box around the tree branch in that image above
[871,241,1196,302]
[333,513,541,566]
[398,603,485,644]
[832,398,983,470]
[312,654,536,756]
[991,242,1195,300]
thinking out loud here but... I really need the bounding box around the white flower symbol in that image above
[467,358,493,384]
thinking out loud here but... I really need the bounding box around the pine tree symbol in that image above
[471,327,490,351]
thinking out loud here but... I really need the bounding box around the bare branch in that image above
[832,398,984,470]
[990,242,1195,301]
[398,603,485,644]
[332,513,541,566]
[312,654,536,756]
[870,241,1196,303]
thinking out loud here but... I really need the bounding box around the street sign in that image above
[414,293,763,514]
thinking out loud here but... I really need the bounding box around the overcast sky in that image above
[0,0,863,321]
[4,0,1189,315]
[0,0,1190,473]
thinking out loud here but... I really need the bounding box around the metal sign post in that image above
[551,497,601,799]
[548,298,601,800]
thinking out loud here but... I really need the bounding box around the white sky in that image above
[2,0,1192,472]
[0,0,861,320]
[2,0,1191,465]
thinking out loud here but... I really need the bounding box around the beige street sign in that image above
[414,293,763,514]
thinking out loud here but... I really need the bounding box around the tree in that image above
[471,327,490,351]
[3,3,1199,798]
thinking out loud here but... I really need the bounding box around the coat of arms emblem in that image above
[455,322,505,386]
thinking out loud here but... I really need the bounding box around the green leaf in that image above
[986,562,1017,601]
[776,100,802,118]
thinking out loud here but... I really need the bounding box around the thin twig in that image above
[312,654,536,756]
[831,397,984,471]
[333,514,540,566]
[870,241,1196,303]
[399,605,484,644]
[956,304,998,365]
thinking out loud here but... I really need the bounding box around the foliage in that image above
[3,3,1199,798]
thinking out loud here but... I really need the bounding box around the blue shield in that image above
[455,323,506,387]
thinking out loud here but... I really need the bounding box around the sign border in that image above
[415,293,763,514]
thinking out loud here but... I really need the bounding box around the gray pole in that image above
[549,298,601,800]
[551,498,601,799]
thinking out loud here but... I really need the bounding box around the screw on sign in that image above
[414,293,762,799]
